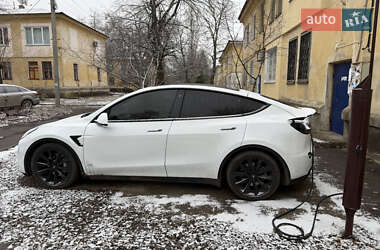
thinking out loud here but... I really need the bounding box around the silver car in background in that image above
[0,84,40,110]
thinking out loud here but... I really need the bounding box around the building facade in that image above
[0,10,109,97]
[214,40,248,89]
[227,0,380,153]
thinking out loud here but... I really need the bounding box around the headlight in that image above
[21,127,39,139]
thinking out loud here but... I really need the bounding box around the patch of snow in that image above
[313,138,329,144]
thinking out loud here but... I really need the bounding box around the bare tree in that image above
[167,7,212,83]
[111,0,190,86]
[226,3,283,92]
[192,0,233,83]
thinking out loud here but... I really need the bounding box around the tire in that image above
[21,99,33,111]
[226,151,281,201]
[30,143,79,188]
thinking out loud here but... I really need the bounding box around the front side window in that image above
[42,61,53,80]
[0,27,9,46]
[0,87,5,93]
[181,90,266,118]
[28,61,39,80]
[265,47,277,82]
[298,32,311,82]
[4,86,21,93]
[0,62,12,80]
[25,27,50,45]
[108,90,178,121]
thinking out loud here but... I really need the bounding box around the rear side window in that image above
[0,87,5,93]
[108,89,178,120]
[181,90,267,118]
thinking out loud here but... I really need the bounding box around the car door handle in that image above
[147,129,163,133]
[220,127,236,131]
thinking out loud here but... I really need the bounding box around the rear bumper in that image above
[285,134,314,182]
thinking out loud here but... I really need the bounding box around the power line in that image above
[68,0,90,15]
[26,0,42,13]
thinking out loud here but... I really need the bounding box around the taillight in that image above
[290,117,311,134]
[33,92,39,96]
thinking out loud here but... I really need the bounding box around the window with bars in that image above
[244,24,250,46]
[73,63,79,81]
[249,60,254,84]
[0,27,9,46]
[97,67,101,82]
[287,38,298,83]
[276,0,282,18]
[25,27,50,45]
[270,0,282,22]
[265,47,277,82]
[298,32,311,82]
[252,15,256,40]
[28,62,39,80]
[242,70,247,86]
[42,61,53,80]
[0,62,12,80]
[259,3,264,33]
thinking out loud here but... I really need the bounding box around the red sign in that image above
[301,9,342,31]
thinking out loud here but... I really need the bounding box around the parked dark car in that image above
[0,84,40,110]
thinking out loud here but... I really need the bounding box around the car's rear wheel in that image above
[21,99,33,111]
[226,151,280,201]
[30,143,79,188]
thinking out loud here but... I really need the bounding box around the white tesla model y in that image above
[17,85,315,200]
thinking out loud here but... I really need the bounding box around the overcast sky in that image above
[8,0,245,24]
[2,0,115,22]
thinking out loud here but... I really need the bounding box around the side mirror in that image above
[94,113,108,127]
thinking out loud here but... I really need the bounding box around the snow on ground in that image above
[40,93,123,107]
[0,147,379,249]
[0,105,72,128]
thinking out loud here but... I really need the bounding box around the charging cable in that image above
[272,134,343,240]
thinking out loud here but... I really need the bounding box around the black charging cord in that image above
[272,134,343,240]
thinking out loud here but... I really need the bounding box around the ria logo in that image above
[301,8,372,31]
[342,9,372,31]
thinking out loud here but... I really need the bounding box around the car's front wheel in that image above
[30,143,79,188]
[226,151,280,201]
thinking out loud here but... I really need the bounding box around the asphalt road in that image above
[0,106,97,151]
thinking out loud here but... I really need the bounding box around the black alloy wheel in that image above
[30,143,79,188]
[226,151,280,201]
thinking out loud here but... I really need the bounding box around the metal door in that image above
[330,63,351,135]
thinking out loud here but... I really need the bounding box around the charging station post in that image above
[342,0,379,238]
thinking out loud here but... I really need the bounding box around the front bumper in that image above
[32,98,40,105]
[16,138,29,175]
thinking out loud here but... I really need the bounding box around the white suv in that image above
[17,85,315,200]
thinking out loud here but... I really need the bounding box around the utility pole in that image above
[50,0,60,107]
[343,0,379,238]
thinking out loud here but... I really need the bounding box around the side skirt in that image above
[85,175,222,188]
